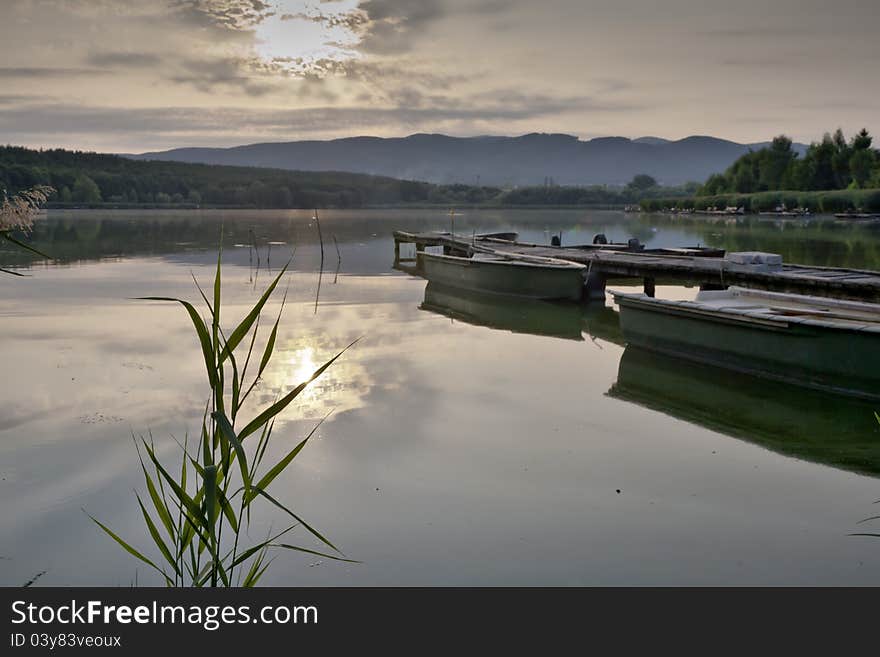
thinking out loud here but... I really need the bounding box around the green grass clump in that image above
[88,239,357,586]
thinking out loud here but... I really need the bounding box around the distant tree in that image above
[849,149,875,188]
[852,128,872,151]
[758,135,797,190]
[699,173,727,196]
[72,175,102,203]
[733,166,756,193]
[59,186,72,203]
[628,174,657,191]
[155,192,171,204]
[187,189,202,204]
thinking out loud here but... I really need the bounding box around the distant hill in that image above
[131,133,808,187]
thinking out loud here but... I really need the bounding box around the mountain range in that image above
[130,133,808,187]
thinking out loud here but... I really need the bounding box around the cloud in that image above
[357,0,444,54]
[166,56,281,96]
[0,91,639,146]
[86,52,164,68]
[169,0,275,30]
[0,67,109,79]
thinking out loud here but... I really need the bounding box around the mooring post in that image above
[584,271,607,301]
[644,277,656,297]
[393,238,400,265]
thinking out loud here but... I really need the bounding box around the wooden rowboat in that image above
[611,286,880,400]
[418,251,585,300]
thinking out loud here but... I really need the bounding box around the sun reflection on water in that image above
[256,338,371,422]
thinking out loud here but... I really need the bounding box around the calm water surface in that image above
[2,208,880,585]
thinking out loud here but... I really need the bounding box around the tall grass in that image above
[88,241,357,586]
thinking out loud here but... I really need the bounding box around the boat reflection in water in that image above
[418,276,880,477]
[420,281,587,340]
[609,346,880,477]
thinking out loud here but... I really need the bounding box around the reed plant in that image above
[0,185,54,275]
[88,243,357,586]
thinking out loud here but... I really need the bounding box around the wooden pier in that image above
[393,231,880,302]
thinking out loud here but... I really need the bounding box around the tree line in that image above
[1,145,694,209]
[699,129,880,196]
[0,146,508,208]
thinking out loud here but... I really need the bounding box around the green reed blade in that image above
[249,412,332,503]
[142,440,206,527]
[137,297,216,389]
[135,494,181,576]
[258,287,288,377]
[273,544,360,563]
[241,549,267,587]
[229,523,297,570]
[243,557,274,587]
[85,511,171,584]
[212,411,251,499]
[218,263,289,364]
[251,486,340,553]
[142,467,176,541]
[203,465,218,532]
[237,339,359,442]
[213,235,222,355]
[218,488,239,533]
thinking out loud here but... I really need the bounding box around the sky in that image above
[0,0,878,153]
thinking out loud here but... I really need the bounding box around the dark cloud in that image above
[280,11,368,31]
[166,56,281,96]
[0,67,109,79]
[357,0,444,54]
[86,52,164,68]
[169,0,274,30]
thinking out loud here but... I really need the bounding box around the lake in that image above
[2,208,880,586]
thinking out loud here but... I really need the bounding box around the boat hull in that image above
[419,252,585,300]
[614,293,880,400]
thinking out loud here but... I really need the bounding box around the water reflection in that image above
[4,209,880,586]
[4,208,880,272]
[609,346,880,477]
[420,281,586,341]
[258,338,372,420]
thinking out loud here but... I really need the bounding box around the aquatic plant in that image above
[88,245,357,586]
[0,185,54,274]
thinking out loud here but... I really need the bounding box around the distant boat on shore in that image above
[695,206,744,216]
[758,204,811,217]
[834,212,880,220]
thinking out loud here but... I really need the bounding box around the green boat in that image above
[608,346,880,477]
[612,286,880,400]
[418,251,586,300]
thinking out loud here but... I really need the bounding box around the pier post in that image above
[393,239,400,265]
[644,277,656,297]
[584,271,607,301]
